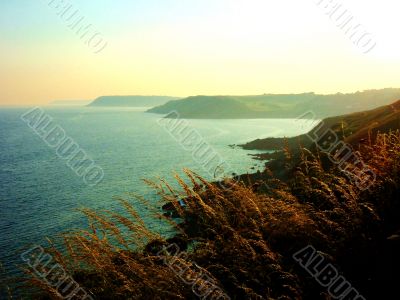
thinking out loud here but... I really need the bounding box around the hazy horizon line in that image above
[1,86,400,107]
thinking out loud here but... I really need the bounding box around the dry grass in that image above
[16,132,400,299]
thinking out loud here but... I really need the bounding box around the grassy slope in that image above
[147,88,400,119]
[242,99,400,151]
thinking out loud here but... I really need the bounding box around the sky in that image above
[0,0,400,105]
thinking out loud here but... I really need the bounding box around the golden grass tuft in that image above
[15,132,400,299]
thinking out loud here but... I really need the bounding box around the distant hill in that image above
[148,96,262,118]
[88,96,179,107]
[50,100,91,106]
[241,99,400,151]
[147,88,400,119]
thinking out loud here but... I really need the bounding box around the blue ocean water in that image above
[0,107,316,281]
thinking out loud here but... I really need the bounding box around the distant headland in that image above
[87,96,180,107]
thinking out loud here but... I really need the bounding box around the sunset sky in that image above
[1,0,399,105]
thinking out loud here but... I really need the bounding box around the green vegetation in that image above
[147,88,400,119]
[88,96,179,107]
[241,99,400,153]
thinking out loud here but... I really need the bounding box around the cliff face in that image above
[147,89,400,119]
[88,96,179,107]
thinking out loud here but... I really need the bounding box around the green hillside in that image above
[242,99,400,151]
[147,88,400,119]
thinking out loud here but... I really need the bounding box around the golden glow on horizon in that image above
[1,0,400,105]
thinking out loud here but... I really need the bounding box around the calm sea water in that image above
[0,106,316,281]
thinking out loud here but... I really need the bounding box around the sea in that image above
[0,106,316,284]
